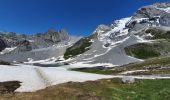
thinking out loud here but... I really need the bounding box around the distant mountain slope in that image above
[0,29,81,62]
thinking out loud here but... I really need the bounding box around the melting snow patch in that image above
[68,62,115,68]
[0,47,17,54]
[157,7,170,13]
[120,70,148,75]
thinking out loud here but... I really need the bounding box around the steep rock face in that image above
[14,40,32,53]
[0,38,6,52]
[44,28,69,43]
[132,6,165,19]
[159,13,170,26]
[126,2,170,32]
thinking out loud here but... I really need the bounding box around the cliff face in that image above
[44,28,70,43]
[0,38,6,52]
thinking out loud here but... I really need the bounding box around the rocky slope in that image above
[0,29,80,62]
[65,2,170,66]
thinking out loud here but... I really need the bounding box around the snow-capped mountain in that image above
[64,2,170,66]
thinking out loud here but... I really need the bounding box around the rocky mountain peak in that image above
[45,28,70,43]
[132,2,170,19]
[92,25,111,39]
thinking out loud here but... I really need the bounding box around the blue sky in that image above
[0,0,169,36]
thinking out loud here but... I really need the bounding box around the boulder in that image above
[122,76,135,84]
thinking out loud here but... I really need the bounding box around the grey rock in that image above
[0,28,70,53]
[159,13,170,26]
[132,4,166,19]
[122,76,135,84]
[0,38,6,51]
[44,28,69,43]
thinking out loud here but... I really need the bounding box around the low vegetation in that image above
[145,28,170,39]
[0,79,170,100]
[124,43,161,59]
[0,60,11,65]
[0,81,21,93]
[125,28,170,59]
[64,38,92,59]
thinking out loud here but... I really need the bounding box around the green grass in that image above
[125,28,170,59]
[145,28,170,39]
[64,38,92,59]
[124,43,161,59]
[1,79,170,100]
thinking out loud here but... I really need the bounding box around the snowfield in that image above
[0,64,113,92]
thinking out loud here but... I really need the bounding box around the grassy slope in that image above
[124,43,161,59]
[124,39,170,60]
[64,38,92,59]
[0,79,170,100]
[124,27,170,59]
[145,28,170,39]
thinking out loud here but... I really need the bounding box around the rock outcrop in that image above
[0,38,6,52]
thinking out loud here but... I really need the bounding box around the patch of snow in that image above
[135,35,151,43]
[83,53,93,56]
[133,18,149,23]
[145,33,154,38]
[25,57,57,64]
[0,47,17,54]
[120,70,148,75]
[28,40,34,42]
[89,39,94,42]
[127,56,144,62]
[157,7,170,13]
[68,62,115,68]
